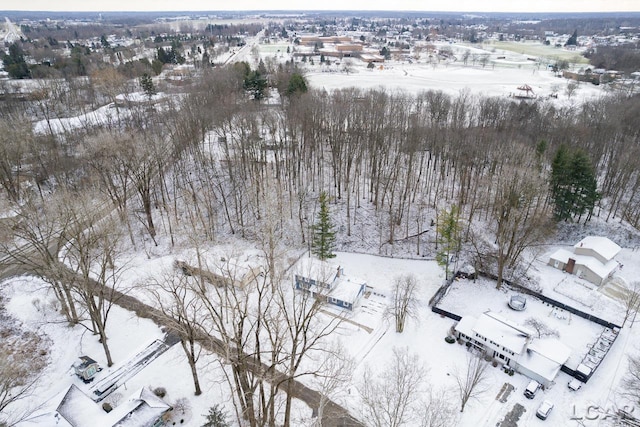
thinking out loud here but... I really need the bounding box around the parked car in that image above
[524,380,541,399]
[508,295,527,311]
[568,378,582,391]
[536,400,554,420]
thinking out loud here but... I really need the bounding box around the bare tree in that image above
[565,81,579,99]
[524,318,560,338]
[386,274,420,333]
[419,387,457,427]
[358,347,426,427]
[492,164,552,289]
[623,281,640,328]
[0,195,79,325]
[309,343,354,427]
[146,270,204,395]
[274,265,345,427]
[454,353,490,412]
[63,195,127,367]
[0,114,32,204]
[622,353,640,405]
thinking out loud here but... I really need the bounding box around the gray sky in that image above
[4,0,640,12]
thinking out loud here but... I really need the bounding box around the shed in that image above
[73,356,101,383]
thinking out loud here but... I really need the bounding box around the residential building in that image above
[548,236,621,286]
[294,259,366,311]
[455,311,571,387]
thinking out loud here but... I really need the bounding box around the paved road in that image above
[0,258,363,427]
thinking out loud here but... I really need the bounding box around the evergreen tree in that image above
[312,192,336,260]
[551,145,599,222]
[2,43,30,79]
[436,205,462,280]
[202,404,229,427]
[565,29,578,46]
[243,70,267,100]
[100,34,110,48]
[569,150,600,221]
[286,72,308,96]
[139,73,156,99]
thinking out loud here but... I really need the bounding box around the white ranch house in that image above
[455,311,571,388]
[548,236,621,286]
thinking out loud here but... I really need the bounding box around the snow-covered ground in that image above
[0,38,637,426]
[3,240,640,426]
[305,62,604,107]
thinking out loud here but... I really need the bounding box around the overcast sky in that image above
[4,0,640,13]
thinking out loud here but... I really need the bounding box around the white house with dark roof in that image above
[548,236,621,286]
[455,311,570,387]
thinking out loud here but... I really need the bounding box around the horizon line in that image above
[2,9,640,14]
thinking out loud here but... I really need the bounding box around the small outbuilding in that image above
[73,356,101,383]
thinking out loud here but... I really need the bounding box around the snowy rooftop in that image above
[574,236,621,261]
[460,311,532,356]
[294,257,342,285]
[109,387,171,427]
[55,385,171,427]
[549,248,619,280]
[329,276,366,304]
[56,385,104,427]
[294,257,366,304]
[528,337,571,366]
[517,347,564,384]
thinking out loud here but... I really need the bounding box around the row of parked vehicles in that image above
[524,377,583,421]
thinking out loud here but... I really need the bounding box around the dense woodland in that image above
[1,66,640,277]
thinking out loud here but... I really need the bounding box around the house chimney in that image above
[336,266,341,277]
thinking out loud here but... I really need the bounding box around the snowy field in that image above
[305,62,604,105]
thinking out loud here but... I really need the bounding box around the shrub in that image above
[153,387,167,398]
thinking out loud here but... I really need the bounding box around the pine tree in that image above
[286,72,308,96]
[436,205,462,280]
[565,29,578,46]
[2,43,30,79]
[569,149,600,222]
[550,145,599,222]
[243,70,267,100]
[312,192,336,260]
[202,404,229,427]
[139,73,156,99]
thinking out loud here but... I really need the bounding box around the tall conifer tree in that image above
[312,192,336,260]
